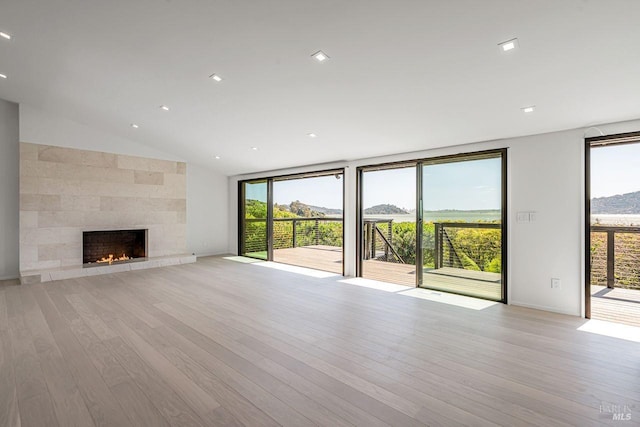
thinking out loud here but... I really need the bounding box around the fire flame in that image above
[96,254,130,265]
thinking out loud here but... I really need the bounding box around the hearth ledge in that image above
[19,254,196,284]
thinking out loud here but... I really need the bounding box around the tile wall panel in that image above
[19,142,187,271]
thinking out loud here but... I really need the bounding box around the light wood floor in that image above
[1,257,639,426]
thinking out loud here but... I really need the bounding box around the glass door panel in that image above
[241,180,268,260]
[588,140,640,327]
[361,165,417,286]
[421,154,504,300]
[272,173,344,274]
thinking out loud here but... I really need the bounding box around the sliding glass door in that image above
[239,170,344,274]
[240,180,268,260]
[421,153,504,300]
[358,150,506,302]
[586,134,640,327]
[360,164,417,286]
[272,173,344,274]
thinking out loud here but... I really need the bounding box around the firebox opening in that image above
[83,229,147,267]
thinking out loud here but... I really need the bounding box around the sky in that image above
[363,158,502,211]
[245,175,344,209]
[273,175,343,208]
[245,158,503,211]
[245,143,638,210]
[590,143,640,198]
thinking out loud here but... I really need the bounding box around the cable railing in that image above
[242,218,268,256]
[362,220,502,274]
[243,217,343,255]
[245,217,503,275]
[363,219,406,263]
[434,222,501,271]
[273,217,343,249]
[591,225,640,290]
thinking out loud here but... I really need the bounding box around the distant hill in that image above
[307,204,343,215]
[364,204,409,215]
[277,200,342,217]
[592,191,640,214]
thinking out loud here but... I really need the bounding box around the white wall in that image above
[187,163,229,256]
[0,99,19,280]
[229,118,640,317]
[19,105,229,259]
[19,104,179,161]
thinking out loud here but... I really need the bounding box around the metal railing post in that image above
[607,230,615,288]
[292,219,297,248]
[364,222,371,259]
[434,223,442,269]
[371,225,376,259]
[315,219,319,245]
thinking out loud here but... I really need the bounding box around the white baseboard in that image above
[510,300,580,317]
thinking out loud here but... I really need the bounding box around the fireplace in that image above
[83,229,147,266]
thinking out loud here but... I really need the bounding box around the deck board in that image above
[591,285,640,328]
[275,246,503,300]
[273,245,343,274]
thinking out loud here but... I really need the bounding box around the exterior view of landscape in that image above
[243,198,503,273]
[241,156,505,300]
[590,190,640,290]
[590,143,640,291]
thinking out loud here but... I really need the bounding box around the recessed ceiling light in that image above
[0,73,6,79]
[251,147,258,151]
[210,74,222,82]
[0,32,11,40]
[160,105,170,111]
[522,105,535,113]
[214,155,221,160]
[131,123,139,129]
[498,38,519,52]
[308,133,317,138]
[311,50,329,62]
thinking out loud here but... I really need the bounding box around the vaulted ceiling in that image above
[1,0,639,174]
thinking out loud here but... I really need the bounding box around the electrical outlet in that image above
[551,278,561,289]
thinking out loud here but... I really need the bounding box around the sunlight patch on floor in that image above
[398,288,500,310]
[339,277,411,292]
[223,256,264,264]
[577,319,640,343]
[252,261,340,278]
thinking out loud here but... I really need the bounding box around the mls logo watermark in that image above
[600,402,633,421]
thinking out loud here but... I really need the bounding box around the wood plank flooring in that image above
[1,257,639,426]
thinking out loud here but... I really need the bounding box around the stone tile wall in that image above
[19,143,187,271]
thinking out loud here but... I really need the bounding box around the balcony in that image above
[590,225,640,327]
[246,217,502,300]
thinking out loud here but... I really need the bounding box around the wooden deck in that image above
[273,245,343,274]
[274,247,640,325]
[274,246,502,300]
[423,268,502,300]
[591,285,640,328]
